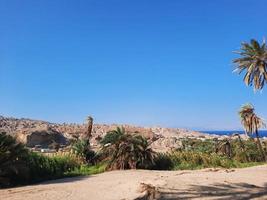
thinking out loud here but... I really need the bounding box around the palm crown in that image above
[233,39,267,91]
[239,104,265,134]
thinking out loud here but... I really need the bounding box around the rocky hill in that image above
[0,116,222,152]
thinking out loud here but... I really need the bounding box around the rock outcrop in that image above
[0,115,222,151]
[16,127,67,148]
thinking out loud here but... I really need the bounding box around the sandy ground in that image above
[1,165,267,200]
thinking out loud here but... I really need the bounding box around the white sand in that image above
[1,165,267,200]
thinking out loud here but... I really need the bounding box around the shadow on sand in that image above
[39,175,95,185]
[155,182,267,200]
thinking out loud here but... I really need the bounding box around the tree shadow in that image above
[156,182,267,200]
[39,175,95,185]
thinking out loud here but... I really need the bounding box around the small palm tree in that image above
[239,104,266,161]
[233,38,267,91]
[101,127,155,170]
[71,139,95,163]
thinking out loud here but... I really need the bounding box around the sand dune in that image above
[1,165,267,200]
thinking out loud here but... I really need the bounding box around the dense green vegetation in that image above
[65,163,107,177]
[153,151,263,170]
[0,132,29,187]
[1,125,266,188]
[180,137,266,162]
[71,139,97,163]
[152,138,266,170]
[0,132,104,188]
[100,127,155,170]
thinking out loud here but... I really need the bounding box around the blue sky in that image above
[0,0,267,130]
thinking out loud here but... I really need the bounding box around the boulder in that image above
[16,127,67,148]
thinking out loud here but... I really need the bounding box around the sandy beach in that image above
[1,165,267,200]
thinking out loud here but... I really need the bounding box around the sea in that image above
[199,130,267,138]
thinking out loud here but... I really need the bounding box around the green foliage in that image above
[171,151,236,169]
[0,132,29,187]
[100,127,124,145]
[0,132,81,188]
[1,130,265,188]
[65,163,107,177]
[152,153,173,170]
[233,38,267,91]
[152,137,267,170]
[101,127,155,170]
[72,139,96,164]
[179,138,266,163]
[181,138,215,153]
[26,153,80,182]
[152,151,264,170]
[231,138,265,162]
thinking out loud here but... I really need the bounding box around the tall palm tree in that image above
[81,116,93,142]
[239,104,266,161]
[233,39,267,91]
[86,116,93,139]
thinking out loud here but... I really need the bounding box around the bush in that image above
[71,139,96,164]
[180,138,266,163]
[0,132,29,187]
[101,127,155,170]
[65,163,107,177]
[231,139,263,162]
[26,153,80,183]
[181,138,215,153]
[0,132,81,188]
[152,151,262,170]
[152,153,173,170]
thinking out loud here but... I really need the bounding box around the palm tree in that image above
[86,116,93,139]
[71,139,95,163]
[239,104,266,161]
[101,127,155,170]
[100,126,125,145]
[233,38,267,91]
[0,132,29,187]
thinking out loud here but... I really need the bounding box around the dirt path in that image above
[1,165,267,200]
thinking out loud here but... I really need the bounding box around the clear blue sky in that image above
[1,0,267,130]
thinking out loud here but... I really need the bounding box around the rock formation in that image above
[0,115,225,152]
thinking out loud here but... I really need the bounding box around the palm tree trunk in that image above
[255,129,266,162]
[87,116,93,139]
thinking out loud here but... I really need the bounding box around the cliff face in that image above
[0,116,217,152]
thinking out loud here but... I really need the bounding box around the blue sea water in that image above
[199,130,267,138]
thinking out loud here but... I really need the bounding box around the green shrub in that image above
[152,153,173,170]
[152,151,263,170]
[0,132,82,188]
[181,138,215,153]
[71,139,96,164]
[101,127,155,170]
[26,153,80,182]
[180,138,266,163]
[0,132,29,187]
[231,139,264,162]
[65,163,107,177]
